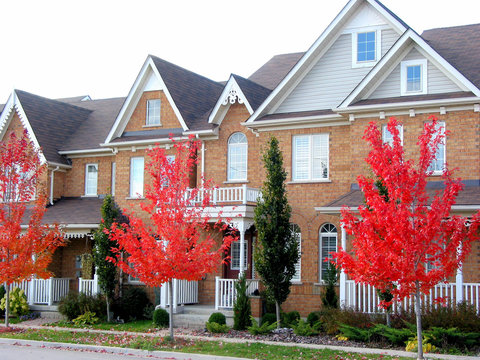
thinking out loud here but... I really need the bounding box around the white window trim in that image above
[428,121,446,176]
[319,224,338,282]
[292,134,329,182]
[351,27,382,68]
[230,239,248,271]
[146,99,161,126]
[129,157,144,198]
[227,132,248,182]
[400,59,428,96]
[382,124,403,146]
[84,163,98,196]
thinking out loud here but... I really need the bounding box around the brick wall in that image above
[65,156,115,197]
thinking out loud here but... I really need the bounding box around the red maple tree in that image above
[0,131,64,326]
[108,137,235,339]
[334,117,480,359]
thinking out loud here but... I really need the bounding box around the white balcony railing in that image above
[79,274,100,296]
[187,185,261,206]
[344,280,480,314]
[215,277,260,309]
[158,279,199,313]
[10,278,70,306]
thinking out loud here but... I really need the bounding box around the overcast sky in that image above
[0,0,478,102]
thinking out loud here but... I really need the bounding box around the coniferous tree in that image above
[254,136,299,329]
[233,272,251,330]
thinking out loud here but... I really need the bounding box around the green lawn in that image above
[49,319,158,332]
[0,328,412,360]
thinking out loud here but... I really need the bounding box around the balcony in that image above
[187,185,261,206]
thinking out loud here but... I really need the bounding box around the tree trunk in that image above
[415,281,424,360]
[4,283,9,327]
[168,280,174,341]
[385,310,391,327]
[106,297,111,322]
[275,301,281,329]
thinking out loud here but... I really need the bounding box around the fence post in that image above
[339,225,347,308]
[78,277,83,293]
[47,278,53,306]
[242,184,247,205]
[94,273,100,295]
[28,280,34,305]
[215,276,220,310]
[456,245,464,304]
[173,279,178,314]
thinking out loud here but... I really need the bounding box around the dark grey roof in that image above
[422,23,480,89]
[248,52,304,90]
[150,56,224,130]
[232,75,272,111]
[15,90,92,165]
[0,104,4,114]
[56,95,91,103]
[257,109,335,122]
[110,128,184,143]
[60,97,125,151]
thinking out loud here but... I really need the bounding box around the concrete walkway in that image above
[4,322,480,360]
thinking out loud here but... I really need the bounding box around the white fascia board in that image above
[104,57,188,144]
[58,148,112,155]
[366,0,407,34]
[315,206,358,214]
[100,136,189,148]
[208,76,253,124]
[337,96,480,114]
[339,30,480,108]
[246,0,362,124]
[0,91,47,164]
[47,161,72,169]
[21,224,99,229]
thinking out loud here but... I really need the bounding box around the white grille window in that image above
[146,99,161,126]
[293,134,329,181]
[427,122,445,174]
[130,157,144,198]
[85,164,98,196]
[291,224,301,282]
[320,223,337,281]
[382,125,403,146]
[231,240,248,270]
[227,133,248,181]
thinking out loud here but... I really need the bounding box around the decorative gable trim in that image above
[104,57,188,144]
[0,91,47,164]
[338,29,480,109]
[208,76,253,125]
[246,0,408,124]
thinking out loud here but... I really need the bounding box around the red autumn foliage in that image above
[334,116,480,305]
[108,137,235,287]
[0,131,64,285]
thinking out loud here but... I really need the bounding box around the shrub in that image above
[143,304,155,320]
[248,316,277,335]
[19,312,40,322]
[293,319,318,336]
[206,321,230,333]
[0,287,29,317]
[0,286,5,315]
[59,293,106,321]
[425,327,480,350]
[233,273,251,330]
[261,312,276,326]
[72,311,99,326]
[112,287,151,321]
[208,312,226,325]
[307,311,321,327]
[153,308,169,328]
[321,262,338,309]
[283,311,300,327]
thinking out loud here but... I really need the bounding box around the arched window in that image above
[319,223,337,281]
[227,132,247,181]
[291,224,301,281]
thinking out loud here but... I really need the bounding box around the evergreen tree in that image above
[93,195,122,322]
[254,136,299,329]
[233,272,251,330]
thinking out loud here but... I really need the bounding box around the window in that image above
[291,224,301,282]
[352,29,381,68]
[428,122,445,174]
[292,134,329,181]
[85,164,98,196]
[319,223,337,281]
[146,99,161,126]
[227,132,248,181]
[401,59,427,95]
[111,162,116,196]
[382,124,403,146]
[231,239,248,270]
[130,157,144,198]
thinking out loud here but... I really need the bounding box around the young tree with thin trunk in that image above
[107,137,235,340]
[0,131,63,326]
[254,136,299,329]
[93,194,123,322]
[334,117,480,360]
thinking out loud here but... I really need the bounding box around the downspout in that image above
[201,140,205,186]
[49,166,60,205]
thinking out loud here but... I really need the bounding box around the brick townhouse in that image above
[0,0,479,315]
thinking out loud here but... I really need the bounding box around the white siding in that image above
[369,47,461,99]
[276,29,400,113]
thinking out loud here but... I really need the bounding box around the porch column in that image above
[238,221,246,276]
[339,224,347,308]
[456,244,464,304]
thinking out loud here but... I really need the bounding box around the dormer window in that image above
[352,29,381,68]
[401,59,427,96]
[146,99,161,126]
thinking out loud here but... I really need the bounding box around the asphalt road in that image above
[0,341,249,360]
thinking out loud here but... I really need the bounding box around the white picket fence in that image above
[78,274,100,296]
[344,280,480,313]
[187,185,261,205]
[9,278,70,306]
[158,279,199,313]
[215,277,260,309]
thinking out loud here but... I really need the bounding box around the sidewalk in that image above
[4,322,480,360]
